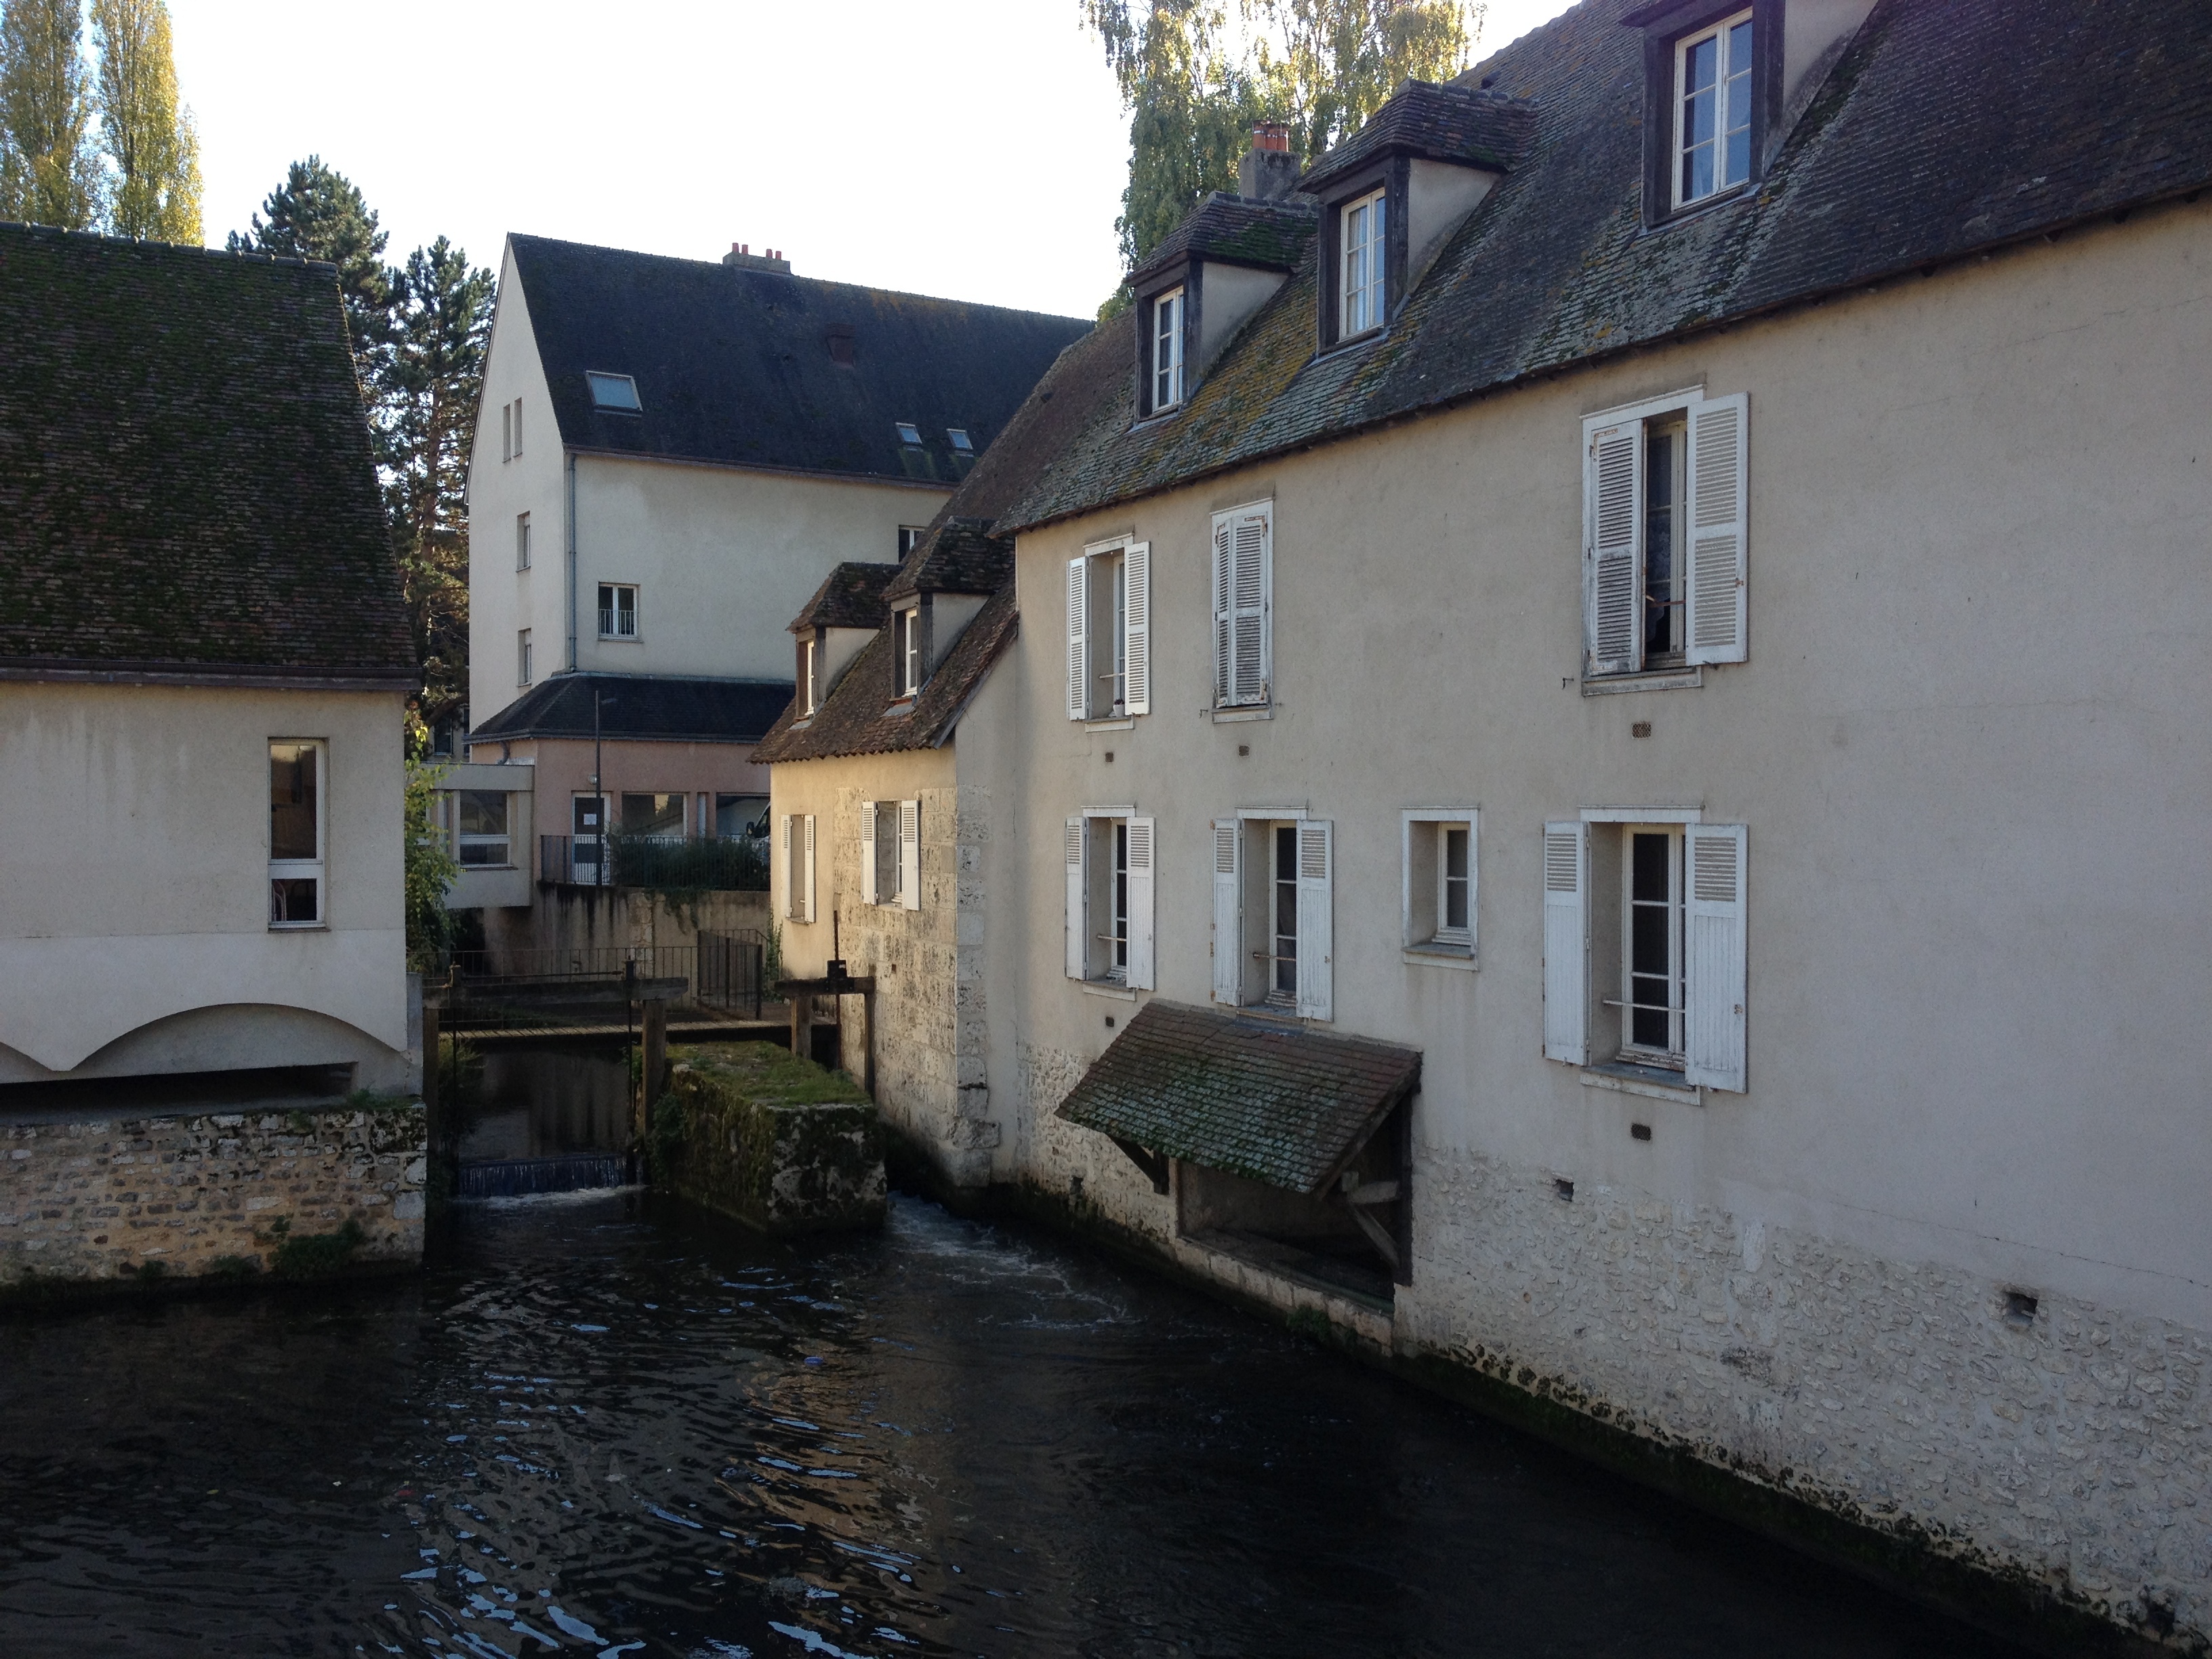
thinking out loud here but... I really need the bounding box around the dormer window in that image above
[1339,190,1387,337]
[1676,9,1753,206]
[800,636,817,716]
[586,371,642,411]
[895,606,923,697]
[1151,287,1185,411]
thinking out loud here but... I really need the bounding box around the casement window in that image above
[1402,809,1477,965]
[895,422,923,447]
[586,371,642,412]
[779,813,817,923]
[1675,10,1754,207]
[1340,189,1387,337]
[456,790,511,867]
[898,525,928,556]
[501,397,522,461]
[1582,390,1746,680]
[800,637,818,716]
[861,798,922,912]
[1065,808,1154,989]
[1151,287,1186,411]
[1065,537,1151,721]
[1211,813,1332,1019]
[1543,815,1746,1092]
[516,512,531,571]
[517,628,532,687]
[895,606,923,697]
[947,428,973,455]
[598,582,638,640]
[621,793,685,838]
[1210,502,1271,710]
[714,794,768,839]
[268,740,325,928]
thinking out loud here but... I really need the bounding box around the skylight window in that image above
[895,422,923,446]
[947,428,973,453]
[586,371,642,411]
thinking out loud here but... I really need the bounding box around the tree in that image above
[1247,0,1477,162]
[0,0,104,229]
[402,725,460,971]
[92,0,199,242]
[226,155,391,361]
[382,236,495,712]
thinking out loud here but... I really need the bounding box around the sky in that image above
[169,0,1577,321]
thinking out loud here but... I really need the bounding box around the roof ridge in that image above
[0,220,337,273]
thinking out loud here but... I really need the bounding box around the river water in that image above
[0,1166,2033,1656]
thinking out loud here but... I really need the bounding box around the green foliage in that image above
[266,1216,366,1280]
[226,155,391,356]
[206,1254,258,1281]
[404,744,460,970]
[1248,0,1478,163]
[611,833,769,895]
[0,0,104,228]
[91,0,198,242]
[764,920,785,990]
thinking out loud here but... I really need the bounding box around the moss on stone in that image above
[651,1043,885,1235]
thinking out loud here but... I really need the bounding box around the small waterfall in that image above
[457,1153,638,1199]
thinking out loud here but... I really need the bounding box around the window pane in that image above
[270,877,319,924]
[270,742,317,861]
[1645,424,1676,657]
[1273,825,1299,996]
[586,371,641,410]
[1443,827,1470,931]
[716,794,767,838]
[459,840,508,867]
[621,793,684,837]
[458,790,508,836]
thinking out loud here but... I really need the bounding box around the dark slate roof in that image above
[881,518,1011,604]
[1055,1000,1422,1195]
[0,224,413,685]
[792,563,904,633]
[1298,79,1538,192]
[1001,0,2212,534]
[506,234,1093,485]
[1128,194,1318,286]
[470,673,792,745]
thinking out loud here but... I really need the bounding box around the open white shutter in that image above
[1211,516,1233,704]
[1585,421,1643,678]
[899,799,921,912]
[859,800,878,905]
[1065,817,1086,979]
[1122,541,1151,716]
[1066,556,1088,720]
[1126,815,1155,989]
[801,815,817,924]
[1296,819,1332,1021]
[1542,821,1589,1063]
[1686,393,1748,665]
[1231,509,1270,705]
[1685,823,1747,1091]
[779,815,794,920]
[1211,818,1241,1004]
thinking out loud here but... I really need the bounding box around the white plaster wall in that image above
[0,682,410,1076]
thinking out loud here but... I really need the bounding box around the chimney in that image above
[722,241,793,274]
[1237,124,1299,201]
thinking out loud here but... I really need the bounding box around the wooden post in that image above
[641,998,668,1136]
[790,992,811,1064]
[861,989,876,1098]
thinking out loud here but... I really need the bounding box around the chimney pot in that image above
[1253,123,1290,153]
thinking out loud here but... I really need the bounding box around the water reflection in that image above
[0,1193,2034,1658]
[457,1043,634,1162]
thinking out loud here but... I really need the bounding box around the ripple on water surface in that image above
[0,1193,2035,1658]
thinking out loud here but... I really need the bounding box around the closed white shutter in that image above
[512,398,520,457]
[1212,517,1234,705]
[859,800,878,905]
[1211,818,1241,1004]
[1585,421,1643,678]
[1231,508,1270,705]
[1685,393,1748,665]
[801,814,817,924]
[1295,819,1332,1021]
[1685,823,1746,1091]
[779,815,793,920]
[899,799,921,912]
[1066,556,1088,720]
[1065,817,1086,979]
[1122,541,1151,716]
[1542,821,1589,1063]
[1126,815,1155,989]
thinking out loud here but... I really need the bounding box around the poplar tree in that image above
[0,0,104,229]
[93,0,199,242]
[226,155,392,361]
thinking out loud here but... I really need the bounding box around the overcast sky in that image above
[169,0,1576,319]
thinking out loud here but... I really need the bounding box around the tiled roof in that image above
[1000,0,2212,534]
[792,563,904,633]
[1128,194,1318,287]
[1297,79,1538,192]
[1055,1000,1422,1195]
[506,234,1092,485]
[881,518,1010,604]
[0,224,413,684]
[470,672,792,745]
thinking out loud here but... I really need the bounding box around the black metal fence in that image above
[432,943,698,989]
[697,929,766,1019]
[539,834,769,892]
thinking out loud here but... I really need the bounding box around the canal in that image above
[0,1052,2036,1658]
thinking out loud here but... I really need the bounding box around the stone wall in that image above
[0,1103,427,1292]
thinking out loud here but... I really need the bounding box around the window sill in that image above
[1403,942,1477,972]
[596,635,641,644]
[882,699,917,719]
[1078,979,1137,1002]
[1085,717,1134,732]
[268,922,328,933]
[1209,704,1273,724]
[1580,1061,1700,1103]
[1581,665,1702,697]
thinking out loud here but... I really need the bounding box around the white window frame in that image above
[511,397,522,455]
[1152,287,1185,411]
[598,582,638,640]
[268,738,326,930]
[1210,501,1272,711]
[897,525,928,556]
[1673,8,1755,209]
[501,401,511,462]
[895,605,922,697]
[780,813,816,924]
[1066,804,1153,991]
[516,511,531,571]
[1066,535,1151,722]
[800,637,817,716]
[1209,808,1330,1019]
[455,789,513,869]
[517,628,532,687]
[1619,823,1687,1066]
[1401,808,1478,969]
[1340,188,1387,337]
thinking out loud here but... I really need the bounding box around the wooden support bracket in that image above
[1110,1136,1171,1195]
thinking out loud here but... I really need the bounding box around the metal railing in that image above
[432,943,698,989]
[697,929,766,1019]
[539,834,769,892]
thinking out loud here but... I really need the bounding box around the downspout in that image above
[565,449,579,672]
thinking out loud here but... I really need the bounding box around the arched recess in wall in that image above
[1,1004,409,1089]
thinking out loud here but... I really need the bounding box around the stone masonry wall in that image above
[0,1103,428,1290]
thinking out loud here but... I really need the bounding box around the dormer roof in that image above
[1297,79,1537,194]
[790,562,904,635]
[882,518,1012,605]
[1128,194,1319,288]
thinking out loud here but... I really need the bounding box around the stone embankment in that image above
[0,1101,427,1297]
[650,1042,884,1233]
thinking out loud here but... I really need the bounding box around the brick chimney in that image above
[722,241,792,274]
[1238,124,1299,201]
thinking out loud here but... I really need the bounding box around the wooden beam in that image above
[1109,1136,1171,1195]
[1349,1202,1401,1271]
[1343,1178,1399,1206]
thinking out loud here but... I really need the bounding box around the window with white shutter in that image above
[1065,817,1087,979]
[1126,816,1155,990]
[1211,504,1271,709]
[1686,395,1748,664]
[859,799,878,905]
[1684,823,1746,1090]
[899,799,921,913]
[1542,821,1589,1063]
[779,815,793,920]
[1211,819,1241,1004]
[1122,542,1151,716]
[1068,539,1149,721]
[1065,558,1087,720]
[800,815,817,924]
[1295,820,1332,1021]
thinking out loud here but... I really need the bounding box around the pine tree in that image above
[381,237,495,711]
[93,0,199,242]
[0,0,104,229]
[226,156,391,361]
